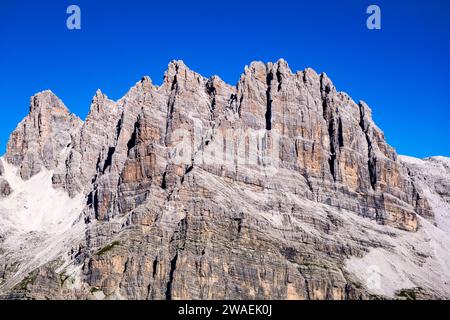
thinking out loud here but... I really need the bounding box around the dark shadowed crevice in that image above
[265,71,274,130]
[238,95,244,118]
[338,118,344,148]
[165,253,178,300]
[88,189,99,219]
[328,119,337,181]
[93,191,99,217]
[127,120,140,156]
[165,75,179,146]
[276,68,283,91]
[359,103,377,189]
[180,165,194,185]
[161,171,167,190]
[86,190,93,207]
[102,147,115,173]
[115,116,123,139]
[320,74,338,182]
[210,96,216,114]
[165,216,188,299]
[298,267,312,299]
[233,218,242,234]
[185,165,194,175]
[304,173,314,193]
[170,73,178,91]
[123,258,129,274]
[228,93,237,114]
[152,257,158,278]
[94,153,102,174]
[206,79,217,114]
[368,155,377,189]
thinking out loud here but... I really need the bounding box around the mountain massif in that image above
[0,60,449,299]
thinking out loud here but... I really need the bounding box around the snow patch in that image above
[0,157,84,234]
[0,157,86,294]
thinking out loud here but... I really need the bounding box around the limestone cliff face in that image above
[0,60,448,300]
[5,91,82,181]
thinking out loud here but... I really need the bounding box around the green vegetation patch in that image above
[59,273,70,287]
[14,272,38,291]
[396,287,425,300]
[95,240,120,256]
[90,286,102,294]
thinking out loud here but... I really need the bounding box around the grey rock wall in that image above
[1,60,446,300]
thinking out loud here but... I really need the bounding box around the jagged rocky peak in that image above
[51,88,123,197]
[90,89,117,115]
[29,90,67,113]
[241,59,292,86]
[5,90,82,180]
[132,75,154,92]
[137,75,153,89]
[162,60,210,94]
[93,88,107,103]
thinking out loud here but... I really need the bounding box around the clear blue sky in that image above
[1,0,449,158]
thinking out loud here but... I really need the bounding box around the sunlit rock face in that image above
[5,90,82,181]
[0,60,448,300]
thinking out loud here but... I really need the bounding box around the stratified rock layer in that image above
[0,60,447,300]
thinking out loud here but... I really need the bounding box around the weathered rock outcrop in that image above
[0,179,11,198]
[52,89,121,197]
[0,158,9,197]
[0,60,448,300]
[5,90,82,180]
